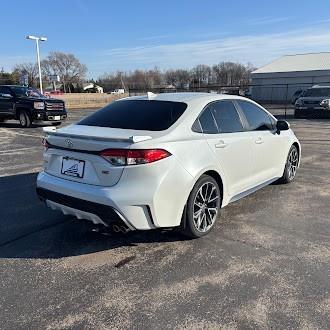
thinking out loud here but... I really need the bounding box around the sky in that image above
[1,0,330,78]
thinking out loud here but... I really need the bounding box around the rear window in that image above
[78,100,187,131]
[304,88,330,97]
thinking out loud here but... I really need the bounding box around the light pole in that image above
[26,35,47,94]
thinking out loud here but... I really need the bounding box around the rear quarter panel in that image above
[136,136,230,210]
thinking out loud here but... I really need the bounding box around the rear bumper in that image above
[36,156,193,230]
[36,187,133,228]
[36,171,150,229]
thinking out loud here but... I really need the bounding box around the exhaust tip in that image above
[112,223,130,234]
[120,226,130,234]
[112,224,121,233]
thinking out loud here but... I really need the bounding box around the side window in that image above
[0,87,10,95]
[195,108,218,134]
[237,101,273,131]
[211,101,244,133]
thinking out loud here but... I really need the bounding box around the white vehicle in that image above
[111,89,125,95]
[36,93,301,238]
[320,99,330,110]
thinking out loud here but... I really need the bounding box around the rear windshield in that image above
[304,88,330,97]
[78,100,187,131]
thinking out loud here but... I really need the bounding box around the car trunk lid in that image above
[43,125,153,186]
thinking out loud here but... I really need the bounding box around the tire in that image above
[181,174,221,238]
[279,145,299,184]
[19,110,32,128]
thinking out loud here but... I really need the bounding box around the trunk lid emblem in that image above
[65,139,73,148]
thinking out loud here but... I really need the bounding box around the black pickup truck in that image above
[0,85,67,127]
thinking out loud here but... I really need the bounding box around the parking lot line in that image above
[0,147,40,154]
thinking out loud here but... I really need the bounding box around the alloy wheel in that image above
[20,113,26,127]
[287,148,298,180]
[193,181,219,232]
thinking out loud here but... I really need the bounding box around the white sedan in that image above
[36,93,300,238]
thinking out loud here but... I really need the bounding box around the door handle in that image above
[255,137,264,144]
[215,140,227,148]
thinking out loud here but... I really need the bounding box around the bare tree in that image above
[165,69,190,88]
[12,63,38,87]
[164,70,177,86]
[41,52,87,92]
[97,61,255,92]
[98,72,123,92]
[0,68,17,85]
[211,62,254,86]
[128,70,148,89]
[174,69,190,88]
[144,67,163,88]
[191,65,211,87]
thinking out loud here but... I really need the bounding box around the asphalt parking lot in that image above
[0,109,329,329]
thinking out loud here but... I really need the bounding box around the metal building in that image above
[251,52,330,103]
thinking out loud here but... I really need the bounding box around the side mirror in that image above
[320,99,330,110]
[276,120,290,134]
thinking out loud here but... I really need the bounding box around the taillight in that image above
[100,149,171,166]
[100,149,127,166]
[42,138,49,150]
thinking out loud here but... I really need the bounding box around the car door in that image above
[0,86,15,115]
[235,100,286,185]
[195,100,255,197]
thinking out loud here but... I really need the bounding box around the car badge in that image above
[65,139,73,148]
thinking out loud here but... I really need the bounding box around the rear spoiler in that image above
[42,127,152,143]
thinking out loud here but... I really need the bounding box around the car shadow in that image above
[0,172,189,259]
[0,121,55,129]
[0,122,25,128]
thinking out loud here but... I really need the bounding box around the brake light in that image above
[100,149,171,166]
[42,138,49,150]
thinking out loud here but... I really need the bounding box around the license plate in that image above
[61,157,85,178]
[54,116,61,120]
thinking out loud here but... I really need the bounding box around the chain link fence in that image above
[129,82,330,119]
[2,77,330,118]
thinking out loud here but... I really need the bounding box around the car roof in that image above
[118,92,270,133]
[122,92,248,105]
